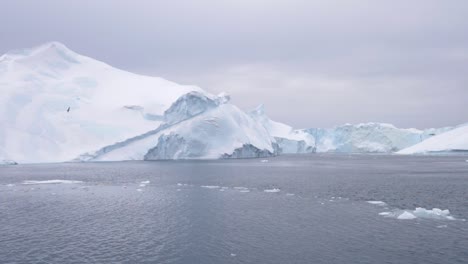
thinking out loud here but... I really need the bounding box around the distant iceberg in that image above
[398,124,468,154]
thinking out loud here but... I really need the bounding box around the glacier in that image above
[398,124,468,154]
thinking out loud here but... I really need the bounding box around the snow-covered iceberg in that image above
[398,124,468,154]
[249,105,315,154]
[0,159,17,165]
[0,42,200,163]
[79,92,278,161]
[307,123,450,153]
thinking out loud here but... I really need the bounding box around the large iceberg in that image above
[0,42,200,163]
[307,123,451,153]
[79,92,278,161]
[398,124,468,154]
[249,105,315,154]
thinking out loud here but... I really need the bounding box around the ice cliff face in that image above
[80,93,278,161]
[398,124,468,154]
[307,123,451,153]
[0,42,200,163]
[249,105,315,154]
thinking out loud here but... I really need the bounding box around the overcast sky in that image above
[1,0,467,129]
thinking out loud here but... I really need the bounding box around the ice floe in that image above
[367,201,387,206]
[22,180,83,185]
[201,185,220,189]
[264,188,281,193]
[380,207,461,221]
[261,159,269,163]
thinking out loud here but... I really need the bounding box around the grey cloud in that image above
[1,0,467,128]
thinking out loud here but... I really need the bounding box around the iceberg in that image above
[398,124,468,154]
[79,92,278,161]
[307,123,451,153]
[0,159,17,165]
[249,105,315,154]
[0,42,200,163]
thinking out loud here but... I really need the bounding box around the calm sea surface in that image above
[1,154,467,264]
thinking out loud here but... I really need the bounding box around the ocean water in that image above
[1,154,467,264]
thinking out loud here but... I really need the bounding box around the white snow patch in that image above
[22,180,83,185]
[136,188,143,192]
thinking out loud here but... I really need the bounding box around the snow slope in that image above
[79,92,277,160]
[249,105,315,154]
[398,124,468,154]
[0,42,200,163]
[307,123,451,153]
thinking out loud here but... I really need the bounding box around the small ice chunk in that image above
[177,183,183,186]
[139,184,146,187]
[264,188,280,193]
[6,184,14,187]
[436,225,448,228]
[397,211,417,220]
[22,180,83,185]
[141,181,150,184]
[261,160,269,163]
[136,189,143,192]
[201,185,220,189]
[239,189,250,193]
[379,212,391,216]
[234,187,248,190]
[286,193,295,196]
[413,207,455,220]
[230,253,237,257]
[367,201,387,206]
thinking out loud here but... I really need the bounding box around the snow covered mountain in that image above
[307,123,451,153]
[249,105,315,154]
[398,124,468,154]
[79,92,278,161]
[0,42,200,163]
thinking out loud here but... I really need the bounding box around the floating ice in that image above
[437,225,448,228]
[6,184,15,187]
[201,185,220,189]
[367,201,387,206]
[261,159,269,163]
[397,211,417,220]
[140,181,150,184]
[239,189,250,193]
[230,253,237,257]
[139,184,146,187]
[413,208,456,220]
[264,188,281,193]
[22,180,83,185]
[380,207,460,221]
[136,189,143,192]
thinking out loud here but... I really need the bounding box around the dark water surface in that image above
[1,154,467,264]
